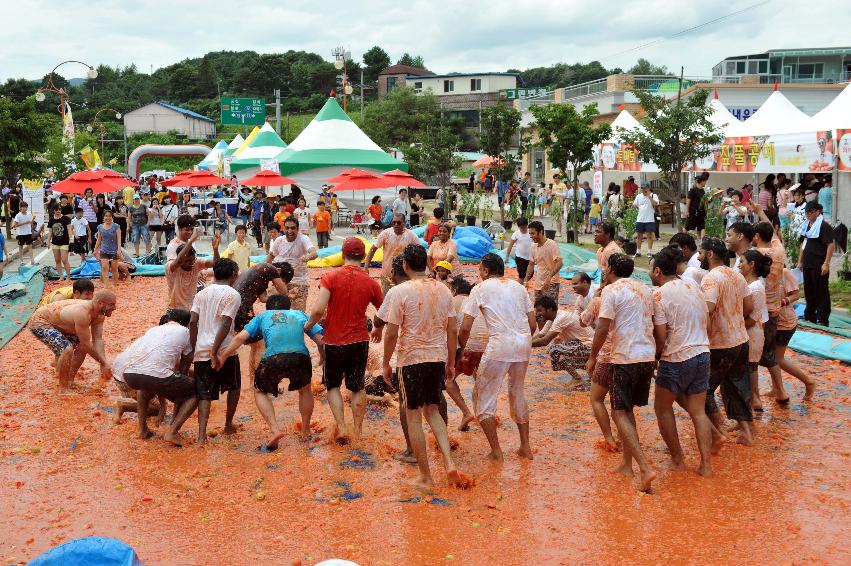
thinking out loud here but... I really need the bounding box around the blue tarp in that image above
[788,330,851,364]
[29,536,143,566]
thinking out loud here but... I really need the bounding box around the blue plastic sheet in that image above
[29,536,143,566]
[788,330,851,363]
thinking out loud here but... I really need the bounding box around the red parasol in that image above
[326,168,378,184]
[381,169,427,188]
[169,170,231,187]
[241,170,298,186]
[161,170,194,187]
[331,171,393,192]
[472,156,504,168]
[50,170,136,195]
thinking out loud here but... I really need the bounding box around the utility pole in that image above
[274,88,281,134]
[361,68,365,122]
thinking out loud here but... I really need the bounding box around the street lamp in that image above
[332,47,351,111]
[88,108,123,165]
[34,60,98,121]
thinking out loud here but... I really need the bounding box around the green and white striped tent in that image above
[229,124,288,173]
[222,134,245,157]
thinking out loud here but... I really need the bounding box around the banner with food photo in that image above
[594,141,658,172]
[837,129,851,171]
[694,131,834,174]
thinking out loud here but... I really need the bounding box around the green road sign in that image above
[220,97,266,125]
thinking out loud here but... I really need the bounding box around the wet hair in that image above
[651,246,682,276]
[74,207,83,213]
[235,224,247,234]
[754,221,774,243]
[597,222,615,239]
[528,220,545,233]
[266,221,281,233]
[175,243,195,257]
[533,295,558,311]
[450,276,472,295]
[213,258,238,280]
[701,237,729,267]
[743,249,772,278]
[729,221,754,242]
[669,232,697,252]
[273,262,294,283]
[573,272,592,284]
[433,207,445,219]
[402,243,427,272]
[391,255,407,279]
[608,253,634,278]
[176,214,196,229]
[72,279,95,295]
[480,252,505,276]
[267,294,292,310]
[283,217,298,228]
[516,216,528,227]
[160,308,191,327]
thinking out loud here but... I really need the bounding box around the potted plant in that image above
[564,206,584,243]
[464,188,481,226]
[480,192,495,229]
[839,252,851,281]
[621,206,638,255]
[549,198,563,240]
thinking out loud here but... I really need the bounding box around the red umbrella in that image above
[50,170,136,195]
[241,170,298,186]
[381,169,427,188]
[472,156,504,168]
[161,170,194,187]
[332,171,392,192]
[326,168,377,184]
[169,170,231,187]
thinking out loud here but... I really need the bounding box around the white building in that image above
[408,72,519,97]
[123,100,215,139]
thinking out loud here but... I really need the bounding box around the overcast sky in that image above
[4,0,850,82]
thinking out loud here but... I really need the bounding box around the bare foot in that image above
[614,462,634,477]
[736,433,754,446]
[804,382,816,400]
[222,424,238,435]
[138,430,154,440]
[163,431,184,447]
[486,450,504,463]
[196,436,207,446]
[639,468,657,492]
[516,445,534,460]
[408,476,434,493]
[670,458,686,470]
[752,396,764,411]
[711,434,725,455]
[113,402,124,424]
[333,425,351,446]
[393,450,417,464]
[697,463,713,478]
[726,422,742,433]
[458,414,477,432]
[447,469,475,489]
[265,432,286,450]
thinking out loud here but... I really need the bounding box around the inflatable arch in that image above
[127,144,212,179]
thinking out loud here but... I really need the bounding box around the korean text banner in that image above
[838,129,851,171]
[693,131,834,173]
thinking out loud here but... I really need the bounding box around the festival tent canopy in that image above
[223,134,245,157]
[810,83,851,130]
[740,90,814,136]
[197,140,228,170]
[603,109,644,142]
[273,98,407,177]
[707,95,748,137]
[229,123,289,171]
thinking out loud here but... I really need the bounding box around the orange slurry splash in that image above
[0,269,849,564]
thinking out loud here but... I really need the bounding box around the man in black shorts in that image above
[685,173,709,238]
[233,261,294,372]
[306,237,383,443]
[218,294,324,451]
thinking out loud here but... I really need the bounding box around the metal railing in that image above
[560,78,608,101]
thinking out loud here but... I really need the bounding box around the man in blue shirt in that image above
[250,190,269,248]
[217,293,324,451]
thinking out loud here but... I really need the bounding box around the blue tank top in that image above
[98,223,120,254]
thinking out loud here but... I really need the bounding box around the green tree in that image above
[44,125,99,179]
[619,88,724,230]
[0,96,54,184]
[362,46,391,86]
[404,121,462,189]
[362,86,440,149]
[197,57,219,99]
[628,58,670,76]
[479,104,522,222]
[397,53,425,68]
[529,102,611,237]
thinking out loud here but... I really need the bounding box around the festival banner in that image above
[693,131,834,174]
[259,159,280,173]
[838,129,851,171]
[79,145,102,170]
[594,142,659,173]
[21,185,46,230]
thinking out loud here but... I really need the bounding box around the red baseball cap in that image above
[342,237,365,259]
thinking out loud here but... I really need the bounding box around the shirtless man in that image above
[233,261,294,372]
[29,291,117,388]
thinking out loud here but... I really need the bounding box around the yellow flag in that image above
[79,146,102,170]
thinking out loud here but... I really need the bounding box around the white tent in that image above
[197,140,228,171]
[707,96,747,137]
[740,90,814,136]
[604,109,643,142]
[810,83,851,131]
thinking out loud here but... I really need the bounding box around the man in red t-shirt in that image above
[623,176,638,198]
[305,237,383,443]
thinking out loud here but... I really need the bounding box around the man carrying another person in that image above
[29,291,117,388]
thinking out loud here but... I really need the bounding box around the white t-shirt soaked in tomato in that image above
[652,278,709,363]
[457,295,489,353]
[377,278,455,368]
[599,278,656,365]
[462,277,533,363]
[510,230,532,260]
[191,283,241,362]
[700,266,751,350]
[269,233,314,285]
[114,323,192,381]
[550,309,594,346]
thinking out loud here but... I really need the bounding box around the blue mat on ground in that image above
[788,330,851,363]
[70,258,165,279]
[0,270,44,350]
[29,536,143,566]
